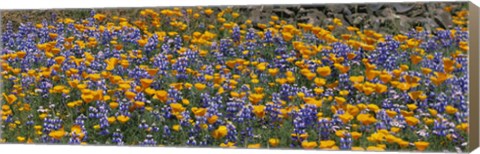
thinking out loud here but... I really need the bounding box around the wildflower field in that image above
[0,3,471,152]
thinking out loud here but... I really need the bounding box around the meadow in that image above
[0,4,471,152]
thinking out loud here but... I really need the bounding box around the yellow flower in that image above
[349,76,364,83]
[351,147,365,151]
[81,94,94,103]
[405,116,419,126]
[140,78,153,88]
[351,132,362,140]
[204,9,214,15]
[268,138,280,147]
[34,125,42,131]
[248,93,264,104]
[212,125,228,139]
[144,88,156,96]
[107,116,116,124]
[124,91,136,100]
[395,82,411,91]
[17,136,26,142]
[332,18,343,26]
[316,66,331,77]
[377,144,387,149]
[445,105,458,114]
[398,140,410,148]
[133,101,145,108]
[391,127,401,133]
[39,113,47,120]
[407,104,418,111]
[3,93,17,104]
[408,91,424,101]
[282,32,294,42]
[314,78,326,86]
[367,146,384,151]
[314,87,324,95]
[379,73,392,83]
[367,104,380,113]
[339,90,349,96]
[253,105,266,118]
[87,73,101,81]
[319,140,336,149]
[192,107,207,117]
[152,90,167,102]
[172,124,181,132]
[334,64,350,74]
[297,92,305,98]
[338,113,353,124]
[256,63,267,71]
[268,68,279,76]
[194,83,207,91]
[48,128,66,140]
[443,58,456,73]
[356,113,376,125]
[93,13,106,21]
[93,124,101,130]
[170,103,185,114]
[386,110,397,118]
[247,143,261,148]
[334,96,346,105]
[410,55,423,65]
[232,13,240,18]
[385,134,398,143]
[219,142,236,148]
[456,123,468,131]
[374,83,388,94]
[362,86,375,95]
[414,141,429,151]
[270,15,279,21]
[71,125,85,139]
[109,102,119,109]
[423,118,434,125]
[430,72,453,86]
[208,115,218,124]
[116,115,130,124]
[301,141,318,149]
[335,130,347,138]
[365,69,380,81]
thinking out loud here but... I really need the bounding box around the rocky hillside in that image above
[1,2,468,34]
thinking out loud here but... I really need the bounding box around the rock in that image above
[352,16,363,26]
[390,15,412,33]
[298,8,308,14]
[296,8,327,25]
[408,9,425,17]
[367,4,384,16]
[351,13,368,26]
[327,5,348,13]
[393,4,416,14]
[302,4,325,10]
[356,5,368,14]
[298,16,319,25]
[273,8,295,18]
[259,5,274,14]
[343,13,354,25]
[379,7,396,17]
[326,11,335,18]
[425,3,437,12]
[342,7,352,16]
[249,9,263,23]
[370,4,384,11]
[407,4,426,17]
[434,11,454,29]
